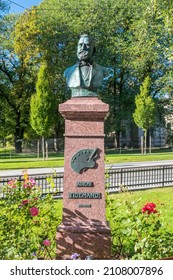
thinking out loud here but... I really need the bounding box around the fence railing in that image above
[106,165,173,193]
[1,165,173,198]
[0,173,64,199]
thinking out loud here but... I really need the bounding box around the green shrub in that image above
[0,172,62,260]
[106,187,173,260]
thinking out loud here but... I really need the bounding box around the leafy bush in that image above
[1,172,173,260]
[0,172,62,260]
[106,186,173,260]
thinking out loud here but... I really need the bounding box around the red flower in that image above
[22,199,29,205]
[30,207,39,217]
[43,239,51,246]
[142,202,157,214]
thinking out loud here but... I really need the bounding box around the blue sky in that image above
[9,0,42,13]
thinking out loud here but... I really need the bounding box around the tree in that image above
[30,62,56,160]
[133,76,156,154]
[0,12,39,152]
[14,0,141,148]
[13,0,173,148]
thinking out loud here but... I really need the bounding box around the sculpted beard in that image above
[78,50,89,60]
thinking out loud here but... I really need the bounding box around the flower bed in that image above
[0,174,173,260]
[0,172,61,260]
[106,187,173,260]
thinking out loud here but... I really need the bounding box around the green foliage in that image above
[0,172,62,260]
[106,188,173,260]
[30,62,56,137]
[133,76,156,153]
[0,13,37,152]
[133,76,156,131]
[0,0,173,148]
[14,0,170,142]
[0,172,173,260]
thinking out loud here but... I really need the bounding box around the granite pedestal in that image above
[56,97,111,259]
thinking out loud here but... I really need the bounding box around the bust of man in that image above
[64,34,108,97]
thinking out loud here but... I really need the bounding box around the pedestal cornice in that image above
[59,97,109,120]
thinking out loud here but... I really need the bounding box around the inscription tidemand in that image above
[76,181,93,187]
[68,192,102,199]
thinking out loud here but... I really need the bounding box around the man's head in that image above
[77,34,96,61]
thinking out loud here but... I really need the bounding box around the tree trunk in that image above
[42,136,45,161]
[54,121,64,151]
[149,134,152,153]
[54,138,58,152]
[144,129,147,154]
[14,112,25,153]
[37,140,40,159]
[14,139,22,153]
[45,140,48,160]
[141,135,144,154]
[114,131,120,148]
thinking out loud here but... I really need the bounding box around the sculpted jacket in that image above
[64,62,109,97]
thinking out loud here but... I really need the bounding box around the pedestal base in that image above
[56,222,111,260]
[57,97,111,259]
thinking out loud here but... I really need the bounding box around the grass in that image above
[0,157,64,170]
[0,148,173,170]
[108,187,173,232]
[52,187,173,232]
[105,152,173,164]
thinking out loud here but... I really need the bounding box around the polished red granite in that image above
[56,97,111,259]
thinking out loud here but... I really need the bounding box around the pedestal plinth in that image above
[56,97,111,259]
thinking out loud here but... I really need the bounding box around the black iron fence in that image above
[1,165,173,198]
[0,173,64,199]
[106,165,173,193]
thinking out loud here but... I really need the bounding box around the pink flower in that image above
[30,207,39,217]
[23,178,36,188]
[29,178,36,186]
[8,179,17,188]
[43,239,51,246]
[22,199,29,205]
[142,202,157,214]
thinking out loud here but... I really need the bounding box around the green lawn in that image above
[105,152,173,164]
[48,187,173,232]
[0,149,173,170]
[52,187,173,232]
[108,187,173,232]
[0,157,64,170]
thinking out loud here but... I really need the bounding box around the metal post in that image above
[162,166,165,187]
[149,134,152,154]
[141,136,143,154]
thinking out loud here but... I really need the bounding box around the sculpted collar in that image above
[78,60,93,67]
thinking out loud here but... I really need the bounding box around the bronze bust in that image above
[64,34,109,97]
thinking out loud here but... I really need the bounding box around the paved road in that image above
[107,159,173,169]
[0,159,173,177]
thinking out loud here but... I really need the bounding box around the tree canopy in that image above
[133,76,156,131]
[30,62,56,138]
[0,0,173,150]
[133,76,156,153]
